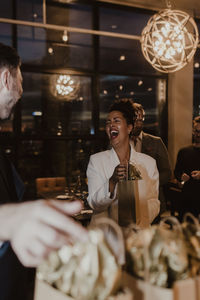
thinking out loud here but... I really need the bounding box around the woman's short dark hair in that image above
[108,99,134,125]
[0,43,21,71]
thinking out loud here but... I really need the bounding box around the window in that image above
[99,75,167,136]
[21,72,92,136]
[0,1,168,198]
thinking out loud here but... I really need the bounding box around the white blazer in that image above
[87,145,160,228]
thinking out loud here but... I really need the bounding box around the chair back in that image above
[36,177,66,197]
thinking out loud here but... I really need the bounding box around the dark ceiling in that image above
[100,0,200,17]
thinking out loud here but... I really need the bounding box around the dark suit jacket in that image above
[0,150,35,300]
[174,145,200,217]
[141,132,172,213]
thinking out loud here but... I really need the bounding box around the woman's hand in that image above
[109,164,127,196]
[110,164,127,183]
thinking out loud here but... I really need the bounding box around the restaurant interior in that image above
[0,0,200,203]
[2,1,200,299]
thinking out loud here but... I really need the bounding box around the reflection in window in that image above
[41,139,92,184]
[99,37,155,74]
[17,24,93,69]
[0,142,14,160]
[18,25,47,65]
[44,39,93,70]
[16,0,43,22]
[17,139,93,198]
[99,75,167,137]
[21,72,92,136]
[18,140,44,198]
[0,23,12,46]
[99,6,156,74]
[100,6,153,36]
[0,0,12,18]
[47,1,92,30]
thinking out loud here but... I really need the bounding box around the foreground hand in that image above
[2,200,88,267]
[191,170,200,180]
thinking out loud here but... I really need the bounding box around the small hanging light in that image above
[62,30,68,42]
[141,1,199,73]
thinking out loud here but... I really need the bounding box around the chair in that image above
[35,177,67,198]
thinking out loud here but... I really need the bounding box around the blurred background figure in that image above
[131,102,172,222]
[174,116,200,220]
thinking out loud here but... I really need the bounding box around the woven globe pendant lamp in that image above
[141,6,199,73]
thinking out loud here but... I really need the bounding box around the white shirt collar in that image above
[138,131,143,141]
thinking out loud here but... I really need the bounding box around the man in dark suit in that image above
[131,102,172,220]
[0,43,88,300]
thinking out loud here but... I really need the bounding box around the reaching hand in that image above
[1,200,88,267]
[191,170,200,180]
[181,172,190,183]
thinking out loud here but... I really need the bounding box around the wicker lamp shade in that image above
[50,74,80,101]
[141,9,199,73]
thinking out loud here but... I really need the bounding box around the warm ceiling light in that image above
[50,74,80,101]
[194,62,200,68]
[141,8,199,73]
[138,80,143,86]
[119,55,126,61]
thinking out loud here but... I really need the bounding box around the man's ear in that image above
[0,68,11,90]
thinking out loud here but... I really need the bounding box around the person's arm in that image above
[0,199,88,267]
[146,160,160,224]
[191,170,200,180]
[87,155,116,212]
[156,138,172,186]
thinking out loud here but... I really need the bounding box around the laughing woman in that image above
[87,99,160,228]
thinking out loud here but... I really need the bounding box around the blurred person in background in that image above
[0,43,88,300]
[174,116,200,219]
[131,102,172,222]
